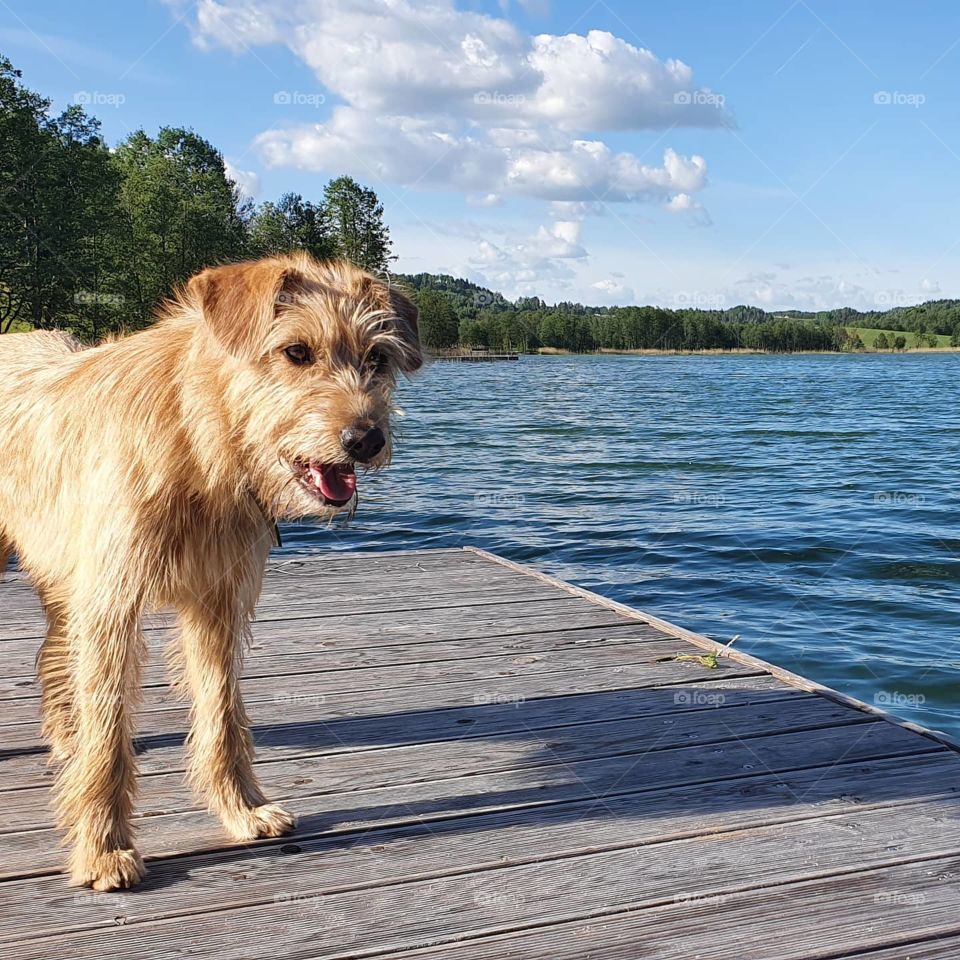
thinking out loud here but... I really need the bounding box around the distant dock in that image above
[2,546,959,957]
[433,348,520,362]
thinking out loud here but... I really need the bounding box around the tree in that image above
[112,127,247,325]
[323,175,392,273]
[416,289,459,349]
[247,192,336,260]
[873,332,890,350]
[0,58,126,335]
[893,335,907,351]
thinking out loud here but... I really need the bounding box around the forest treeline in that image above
[402,274,960,353]
[3,55,958,354]
[0,56,391,337]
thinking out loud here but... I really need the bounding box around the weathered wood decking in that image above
[1,546,959,958]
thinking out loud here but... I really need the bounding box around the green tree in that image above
[323,175,392,273]
[112,127,247,325]
[247,192,336,260]
[893,335,908,351]
[0,58,125,335]
[873,332,890,350]
[416,289,459,349]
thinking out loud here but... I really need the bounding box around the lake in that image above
[282,353,960,740]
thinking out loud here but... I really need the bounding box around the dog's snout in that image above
[340,425,385,462]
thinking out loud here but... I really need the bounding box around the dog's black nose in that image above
[340,425,385,462]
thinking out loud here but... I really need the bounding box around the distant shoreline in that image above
[533,346,960,357]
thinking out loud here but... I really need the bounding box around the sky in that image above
[3,0,960,310]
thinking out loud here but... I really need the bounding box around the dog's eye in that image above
[367,349,389,373]
[283,344,313,366]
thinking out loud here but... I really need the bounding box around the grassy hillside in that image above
[847,326,953,348]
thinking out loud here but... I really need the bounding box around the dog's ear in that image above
[360,278,422,372]
[189,261,300,359]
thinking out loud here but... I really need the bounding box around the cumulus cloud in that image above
[181,0,721,207]
[224,159,260,198]
[177,0,727,286]
[257,114,706,205]
[591,277,635,304]
[464,219,587,296]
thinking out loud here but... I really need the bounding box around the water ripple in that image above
[281,354,960,740]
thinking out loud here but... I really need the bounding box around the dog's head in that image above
[187,254,421,519]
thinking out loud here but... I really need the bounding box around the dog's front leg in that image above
[58,602,146,890]
[176,593,296,842]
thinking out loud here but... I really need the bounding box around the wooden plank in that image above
[0,694,877,832]
[0,595,622,649]
[0,668,770,752]
[3,762,956,943]
[0,638,755,727]
[0,718,942,875]
[0,584,578,643]
[361,857,960,960]
[8,815,960,958]
[0,683,836,792]
[2,746,953,880]
[0,550,514,638]
[0,621,669,693]
[842,942,960,959]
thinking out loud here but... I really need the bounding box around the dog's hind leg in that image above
[57,596,147,890]
[37,587,76,761]
[0,532,11,581]
[175,588,296,842]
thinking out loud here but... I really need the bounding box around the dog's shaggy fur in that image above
[0,254,421,890]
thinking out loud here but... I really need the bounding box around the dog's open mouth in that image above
[293,461,357,507]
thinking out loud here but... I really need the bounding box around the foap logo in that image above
[873,492,926,507]
[473,691,525,707]
[674,690,727,708]
[472,290,497,307]
[74,91,125,108]
[74,292,125,307]
[474,890,525,909]
[673,490,726,507]
[873,90,926,108]
[473,91,527,107]
[874,690,926,709]
[673,291,724,309]
[873,289,915,308]
[273,91,326,108]
[475,493,526,507]
[273,693,327,707]
[673,90,725,108]
[874,890,926,906]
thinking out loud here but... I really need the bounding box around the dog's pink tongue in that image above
[311,463,357,503]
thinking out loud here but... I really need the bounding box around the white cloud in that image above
[257,114,706,206]
[179,0,727,287]
[591,277,635,304]
[224,159,260,198]
[465,219,587,296]
[184,0,721,207]
[664,191,712,226]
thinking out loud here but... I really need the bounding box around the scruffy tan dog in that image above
[0,254,421,890]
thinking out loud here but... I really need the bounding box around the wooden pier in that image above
[432,349,520,362]
[1,546,959,958]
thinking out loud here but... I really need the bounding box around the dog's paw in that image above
[226,803,298,842]
[71,848,147,891]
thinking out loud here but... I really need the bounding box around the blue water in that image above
[281,354,960,741]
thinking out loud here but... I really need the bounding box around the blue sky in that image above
[4,0,960,309]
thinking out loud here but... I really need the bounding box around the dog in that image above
[0,254,421,890]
